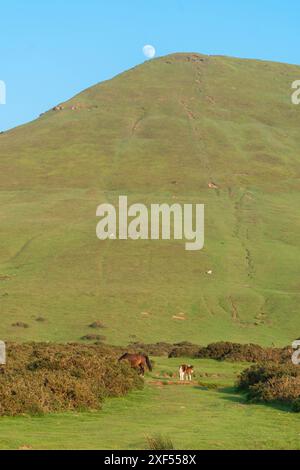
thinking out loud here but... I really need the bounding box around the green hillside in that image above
[1,53,300,346]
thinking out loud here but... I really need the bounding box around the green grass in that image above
[1,53,300,346]
[0,357,299,450]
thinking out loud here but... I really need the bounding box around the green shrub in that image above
[81,334,106,341]
[168,342,200,358]
[196,342,292,363]
[128,342,174,356]
[237,363,300,411]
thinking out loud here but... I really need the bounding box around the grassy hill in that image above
[1,52,300,346]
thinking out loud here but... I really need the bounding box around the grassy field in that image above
[0,357,298,450]
[0,53,300,346]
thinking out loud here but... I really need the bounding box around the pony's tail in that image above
[118,353,127,362]
[145,355,152,372]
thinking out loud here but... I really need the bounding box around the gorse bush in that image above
[237,363,300,411]
[197,342,292,363]
[169,341,292,363]
[168,342,201,358]
[0,343,143,416]
[128,342,175,357]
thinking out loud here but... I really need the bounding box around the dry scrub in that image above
[0,343,143,416]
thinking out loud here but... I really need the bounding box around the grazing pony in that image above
[179,364,194,381]
[118,353,152,376]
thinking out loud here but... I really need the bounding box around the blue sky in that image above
[0,0,299,131]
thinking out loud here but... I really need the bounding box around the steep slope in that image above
[1,53,300,346]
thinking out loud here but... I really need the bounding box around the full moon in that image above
[143,45,156,59]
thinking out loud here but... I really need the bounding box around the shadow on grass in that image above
[219,387,293,413]
[193,384,234,392]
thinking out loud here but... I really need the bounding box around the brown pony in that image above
[118,353,152,376]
